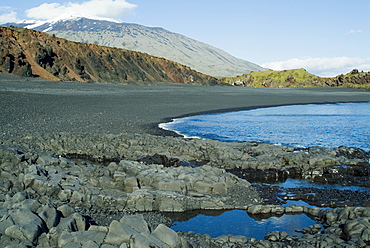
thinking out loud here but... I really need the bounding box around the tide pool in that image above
[169,209,320,239]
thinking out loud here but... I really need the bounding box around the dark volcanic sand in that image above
[1,76,369,141]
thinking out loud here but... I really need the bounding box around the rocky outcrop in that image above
[0,137,259,247]
[0,195,188,247]
[7,132,368,186]
[0,146,257,214]
[1,132,370,247]
[0,26,219,85]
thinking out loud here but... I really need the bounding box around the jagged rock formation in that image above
[223,68,370,89]
[0,26,218,85]
[4,15,265,77]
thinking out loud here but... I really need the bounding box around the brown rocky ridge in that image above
[0,26,219,85]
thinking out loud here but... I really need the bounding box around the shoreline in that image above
[1,78,370,141]
[154,100,370,139]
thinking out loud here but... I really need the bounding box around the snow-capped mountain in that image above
[11,12,122,32]
[4,14,265,77]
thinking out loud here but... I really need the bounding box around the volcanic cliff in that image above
[0,26,219,85]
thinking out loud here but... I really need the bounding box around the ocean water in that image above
[160,102,370,151]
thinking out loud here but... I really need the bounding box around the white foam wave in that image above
[158,119,202,139]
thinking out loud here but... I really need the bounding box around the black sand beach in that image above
[1,77,369,140]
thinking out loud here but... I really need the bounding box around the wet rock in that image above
[337,146,369,160]
[313,175,329,184]
[227,168,293,183]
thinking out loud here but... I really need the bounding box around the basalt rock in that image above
[1,133,370,247]
[0,192,190,247]
[0,144,259,214]
[7,132,367,186]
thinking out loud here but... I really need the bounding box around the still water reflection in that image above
[168,209,320,239]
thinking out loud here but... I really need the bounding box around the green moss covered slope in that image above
[223,68,370,89]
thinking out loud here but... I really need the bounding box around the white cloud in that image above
[346,29,362,35]
[262,57,370,77]
[25,0,137,20]
[0,6,19,24]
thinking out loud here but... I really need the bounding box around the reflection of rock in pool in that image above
[167,209,321,240]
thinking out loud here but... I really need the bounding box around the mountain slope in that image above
[5,14,264,77]
[0,26,218,85]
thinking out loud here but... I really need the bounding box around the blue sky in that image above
[1,0,369,77]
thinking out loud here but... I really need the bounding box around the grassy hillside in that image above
[341,70,370,89]
[223,68,370,89]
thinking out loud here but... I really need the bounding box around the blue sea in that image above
[160,102,370,151]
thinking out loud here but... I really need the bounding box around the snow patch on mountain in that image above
[22,12,121,32]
